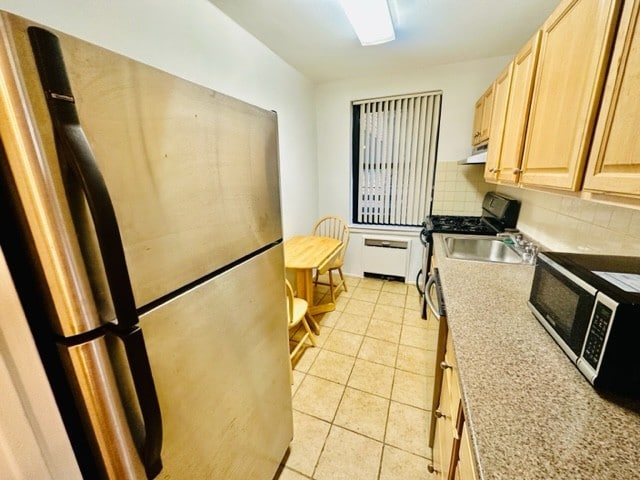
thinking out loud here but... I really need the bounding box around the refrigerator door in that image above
[139,244,293,479]
[4,13,283,314]
[56,335,149,479]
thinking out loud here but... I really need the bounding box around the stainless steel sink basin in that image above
[443,235,524,264]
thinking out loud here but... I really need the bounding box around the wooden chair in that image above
[286,279,316,384]
[312,215,350,303]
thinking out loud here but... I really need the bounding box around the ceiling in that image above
[209,0,560,83]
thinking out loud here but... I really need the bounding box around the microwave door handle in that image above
[29,27,163,477]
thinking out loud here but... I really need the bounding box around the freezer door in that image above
[139,244,293,479]
[4,13,283,312]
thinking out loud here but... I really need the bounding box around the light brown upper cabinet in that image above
[472,84,493,146]
[484,64,513,183]
[583,0,640,196]
[494,32,542,185]
[519,0,623,191]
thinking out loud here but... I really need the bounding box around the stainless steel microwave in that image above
[528,251,640,397]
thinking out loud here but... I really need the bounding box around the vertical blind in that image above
[352,91,442,226]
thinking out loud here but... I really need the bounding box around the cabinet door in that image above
[583,0,640,196]
[443,333,461,409]
[484,64,513,183]
[496,32,542,184]
[429,316,448,448]
[457,422,478,480]
[520,0,622,190]
[472,98,484,145]
[472,85,493,146]
[433,370,456,479]
[479,85,493,144]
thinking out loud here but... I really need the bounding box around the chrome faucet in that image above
[497,231,525,247]
[497,231,539,264]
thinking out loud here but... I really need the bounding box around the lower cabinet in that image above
[429,321,478,480]
[457,420,478,480]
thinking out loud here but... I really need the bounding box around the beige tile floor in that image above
[277,275,438,480]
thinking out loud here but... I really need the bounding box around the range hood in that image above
[457,144,487,165]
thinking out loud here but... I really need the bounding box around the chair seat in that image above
[291,297,310,326]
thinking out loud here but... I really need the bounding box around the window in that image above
[351,91,442,227]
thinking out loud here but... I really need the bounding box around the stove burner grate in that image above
[426,215,500,235]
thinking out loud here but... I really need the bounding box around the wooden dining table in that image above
[283,235,343,332]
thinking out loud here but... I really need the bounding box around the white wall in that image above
[315,56,511,281]
[0,0,319,237]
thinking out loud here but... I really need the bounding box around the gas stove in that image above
[423,191,520,238]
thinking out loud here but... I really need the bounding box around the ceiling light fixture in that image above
[339,0,395,46]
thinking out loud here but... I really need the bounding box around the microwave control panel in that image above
[582,302,613,370]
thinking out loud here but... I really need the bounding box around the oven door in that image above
[528,254,597,360]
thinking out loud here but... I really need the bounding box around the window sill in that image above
[349,225,421,235]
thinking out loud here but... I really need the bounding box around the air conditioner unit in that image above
[362,236,410,281]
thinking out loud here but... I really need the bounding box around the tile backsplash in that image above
[496,185,640,256]
[431,162,492,215]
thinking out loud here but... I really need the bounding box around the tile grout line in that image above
[286,277,434,479]
[377,291,403,480]
[308,278,363,480]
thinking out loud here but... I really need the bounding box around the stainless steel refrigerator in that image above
[0,11,292,479]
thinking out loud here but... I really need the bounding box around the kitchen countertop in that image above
[432,233,640,480]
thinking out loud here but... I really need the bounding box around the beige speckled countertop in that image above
[432,233,640,480]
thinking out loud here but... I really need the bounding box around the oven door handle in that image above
[415,269,424,297]
[425,274,441,318]
[420,228,428,247]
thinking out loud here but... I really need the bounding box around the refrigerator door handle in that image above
[29,27,163,477]
[28,26,139,331]
[111,325,164,478]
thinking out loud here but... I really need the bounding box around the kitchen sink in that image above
[443,235,524,264]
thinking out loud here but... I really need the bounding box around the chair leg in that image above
[328,270,336,303]
[338,267,347,292]
[303,315,317,346]
[306,312,320,336]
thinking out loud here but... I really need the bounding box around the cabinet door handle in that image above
[440,361,452,370]
[489,167,501,173]
[427,465,437,474]
[513,168,522,174]
[474,131,480,137]
[435,409,446,419]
